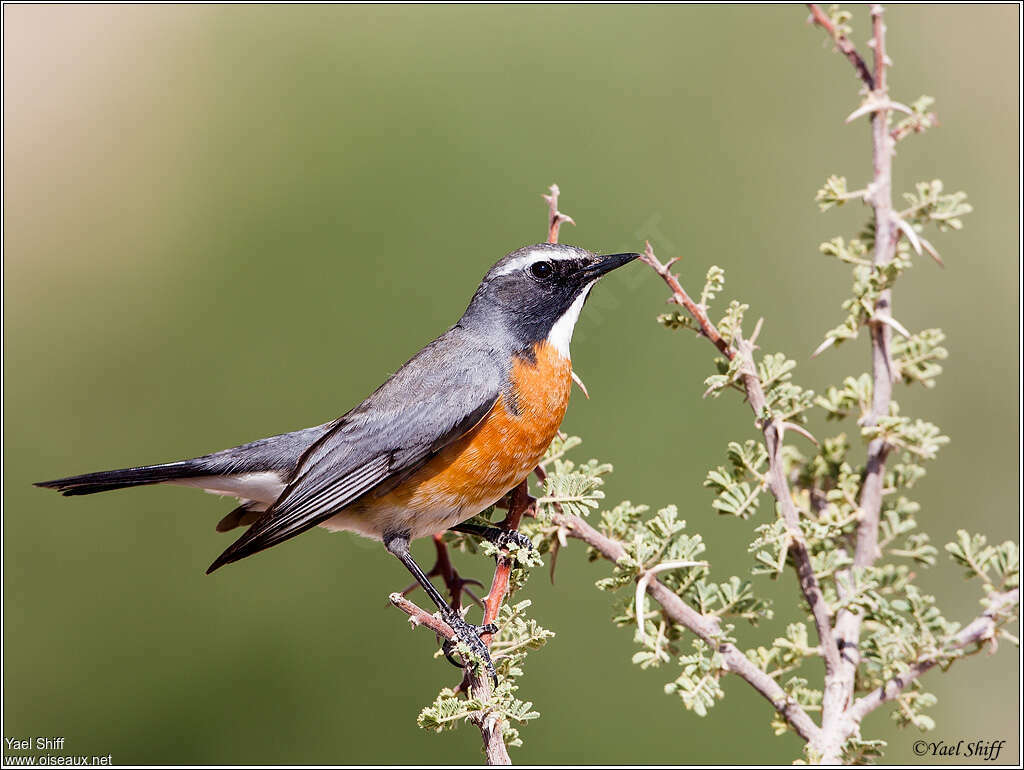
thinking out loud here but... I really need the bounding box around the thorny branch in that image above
[809,4,898,762]
[481,482,534,646]
[639,243,733,358]
[390,592,458,640]
[619,6,1015,764]
[551,510,1019,758]
[846,588,1020,724]
[548,509,823,744]
[389,185,574,765]
[639,243,841,679]
[807,3,874,88]
[389,482,532,766]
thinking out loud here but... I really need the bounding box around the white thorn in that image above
[892,214,923,256]
[846,101,877,123]
[919,235,944,267]
[845,97,913,124]
[873,313,911,339]
[782,421,820,446]
[812,336,838,358]
[571,370,590,399]
[635,560,708,646]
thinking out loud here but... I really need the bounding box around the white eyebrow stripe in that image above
[490,247,582,277]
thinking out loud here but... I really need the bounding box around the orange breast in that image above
[380,340,572,515]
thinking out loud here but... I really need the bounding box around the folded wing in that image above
[207,330,501,572]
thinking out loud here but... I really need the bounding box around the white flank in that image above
[548,281,594,359]
[170,471,286,505]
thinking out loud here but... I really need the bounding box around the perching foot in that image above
[440,608,499,685]
[449,522,534,553]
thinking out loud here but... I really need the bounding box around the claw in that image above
[440,609,499,686]
[441,640,466,669]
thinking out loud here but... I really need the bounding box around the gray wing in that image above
[207,329,501,572]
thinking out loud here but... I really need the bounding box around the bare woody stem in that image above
[855,3,897,571]
[638,244,840,679]
[390,592,457,639]
[811,5,898,760]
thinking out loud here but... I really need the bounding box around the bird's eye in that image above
[530,261,553,279]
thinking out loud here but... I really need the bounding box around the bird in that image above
[36,242,639,681]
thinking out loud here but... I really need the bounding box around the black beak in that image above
[584,252,642,280]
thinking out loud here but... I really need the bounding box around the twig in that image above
[389,484,531,767]
[389,589,510,764]
[543,184,575,244]
[480,481,533,645]
[845,588,1020,723]
[638,243,733,358]
[455,480,535,767]
[638,243,840,680]
[807,4,875,89]
[390,592,457,640]
[550,510,823,744]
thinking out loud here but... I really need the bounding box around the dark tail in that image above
[35,460,209,496]
[35,423,334,498]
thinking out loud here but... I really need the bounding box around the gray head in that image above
[459,243,640,358]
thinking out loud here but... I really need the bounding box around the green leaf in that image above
[891,328,948,388]
[901,179,972,232]
[816,174,857,211]
[892,96,938,142]
[658,310,697,331]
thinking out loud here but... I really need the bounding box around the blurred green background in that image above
[4,4,1018,765]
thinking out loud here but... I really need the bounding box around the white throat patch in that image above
[547,281,594,359]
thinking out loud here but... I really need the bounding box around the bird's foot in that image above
[478,526,533,552]
[493,528,533,552]
[440,608,498,685]
[448,521,534,554]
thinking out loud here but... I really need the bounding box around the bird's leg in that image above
[449,520,533,552]
[397,534,484,610]
[384,532,498,684]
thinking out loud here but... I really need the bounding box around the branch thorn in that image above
[571,369,591,399]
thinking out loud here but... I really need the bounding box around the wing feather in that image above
[207,330,501,573]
